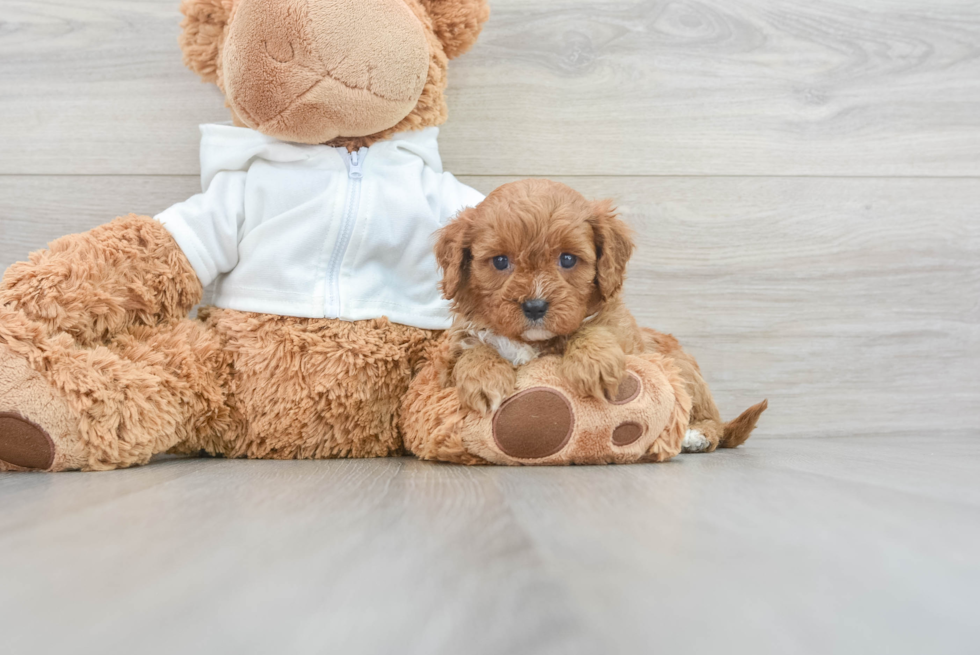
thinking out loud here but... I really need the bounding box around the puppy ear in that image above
[588,200,634,301]
[435,208,475,300]
[179,0,236,84]
[420,0,491,59]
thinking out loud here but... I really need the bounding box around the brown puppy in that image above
[435,178,767,453]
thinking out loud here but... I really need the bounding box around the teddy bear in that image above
[0,0,720,472]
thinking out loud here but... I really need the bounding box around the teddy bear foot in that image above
[480,362,678,465]
[449,355,688,466]
[402,352,690,466]
[0,345,84,472]
[490,378,652,461]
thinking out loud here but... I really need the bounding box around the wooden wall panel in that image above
[1,0,979,175]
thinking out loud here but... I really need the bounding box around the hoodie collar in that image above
[197,122,443,190]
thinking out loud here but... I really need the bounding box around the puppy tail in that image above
[719,399,769,449]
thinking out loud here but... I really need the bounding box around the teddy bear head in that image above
[178,0,489,147]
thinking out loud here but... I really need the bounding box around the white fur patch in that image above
[465,329,540,366]
[522,328,556,342]
[682,429,710,453]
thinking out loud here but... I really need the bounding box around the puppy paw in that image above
[682,429,711,453]
[455,365,517,415]
[560,348,627,401]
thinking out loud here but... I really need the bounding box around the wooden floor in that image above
[1,437,978,654]
[1,1,979,652]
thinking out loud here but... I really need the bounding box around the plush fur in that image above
[0,221,229,470]
[0,0,488,471]
[400,336,694,466]
[0,0,760,472]
[434,179,767,452]
[0,218,435,471]
[1,215,202,346]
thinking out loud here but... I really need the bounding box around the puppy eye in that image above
[559,253,578,269]
[492,255,510,271]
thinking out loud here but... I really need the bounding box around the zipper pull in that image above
[347,148,366,179]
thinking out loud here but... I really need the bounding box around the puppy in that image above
[434,179,767,453]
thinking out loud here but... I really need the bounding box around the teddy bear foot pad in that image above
[0,345,82,472]
[0,413,56,471]
[402,352,689,466]
[476,359,683,465]
[491,371,649,461]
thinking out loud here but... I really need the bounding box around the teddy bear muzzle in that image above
[222,0,430,144]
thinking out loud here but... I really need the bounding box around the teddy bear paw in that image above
[401,353,687,466]
[0,345,84,472]
[470,358,684,466]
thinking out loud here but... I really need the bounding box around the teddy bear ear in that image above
[178,0,236,84]
[420,0,491,59]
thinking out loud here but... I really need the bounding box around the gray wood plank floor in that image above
[1,1,978,653]
[1,437,978,655]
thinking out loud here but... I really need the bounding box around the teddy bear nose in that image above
[522,299,550,321]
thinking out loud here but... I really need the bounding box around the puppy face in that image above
[436,179,634,342]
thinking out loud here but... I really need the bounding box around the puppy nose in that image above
[522,299,550,321]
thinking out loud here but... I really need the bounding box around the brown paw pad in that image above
[0,412,56,471]
[493,388,574,459]
[612,421,644,446]
[610,371,642,405]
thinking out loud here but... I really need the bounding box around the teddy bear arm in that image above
[1,215,202,346]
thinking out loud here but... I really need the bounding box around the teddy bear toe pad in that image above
[611,421,644,446]
[0,413,55,471]
[0,345,85,472]
[492,388,574,459]
[611,372,642,405]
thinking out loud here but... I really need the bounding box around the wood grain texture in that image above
[2,175,977,439]
[1,2,979,651]
[0,176,200,265]
[2,0,979,176]
[1,437,978,655]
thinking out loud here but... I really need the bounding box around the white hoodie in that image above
[155,123,483,330]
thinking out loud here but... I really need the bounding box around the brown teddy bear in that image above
[0,0,736,472]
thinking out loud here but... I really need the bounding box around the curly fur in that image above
[421,0,491,59]
[401,341,693,466]
[189,310,435,460]
[639,352,692,462]
[399,339,490,465]
[0,215,436,471]
[435,179,641,409]
[0,296,230,471]
[178,0,236,85]
[435,179,765,447]
[1,216,202,347]
[1,1,493,471]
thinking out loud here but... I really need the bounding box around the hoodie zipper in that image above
[326,147,367,318]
